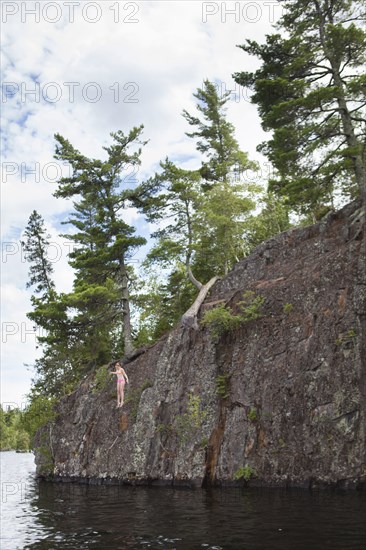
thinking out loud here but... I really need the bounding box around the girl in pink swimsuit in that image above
[110,362,129,408]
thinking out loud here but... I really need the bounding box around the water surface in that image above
[1,451,365,549]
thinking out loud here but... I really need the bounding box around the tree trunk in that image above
[120,261,134,357]
[186,264,203,290]
[332,69,366,206]
[181,276,220,330]
[315,0,366,206]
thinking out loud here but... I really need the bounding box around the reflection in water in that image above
[21,477,366,550]
[1,452,366,549]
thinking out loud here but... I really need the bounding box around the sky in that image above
[1,0,283,408]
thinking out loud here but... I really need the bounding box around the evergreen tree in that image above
[182,79,256,185]
[22,210,55,297]
[234,0,366,213]
[134,83,259,331]
[133,269,196,343]
[0,407,30,451]
[244,192,292,249]
[54,127,147,358]
[22,212,73,396]
[137,160,203,287]
[0,406,12,450]
[195,180,258,276]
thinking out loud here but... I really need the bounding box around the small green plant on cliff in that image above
[201,291,265,339]
[283,303,294,314]
[237,291,265,322]
[336,329,357,346]
[216,374,230,399]
[201,304,242,339]
[176,393,208,443]
[247,407,258,422]
[278,438,286,448]
[155,423,174,435]
[234,465,257,482]
[200,437,209,448]
[92,365,110,394]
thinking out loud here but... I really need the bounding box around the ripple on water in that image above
[1,452,366,550]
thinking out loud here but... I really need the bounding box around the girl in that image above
[110,362,129,408]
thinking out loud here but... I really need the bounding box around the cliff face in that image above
[34,201,366,489]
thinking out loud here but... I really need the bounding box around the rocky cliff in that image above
[34,201,366,489]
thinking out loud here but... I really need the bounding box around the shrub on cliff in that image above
[201,291,264,339]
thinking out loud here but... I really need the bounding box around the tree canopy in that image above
[53,127,147,360]
[234,0,366,213]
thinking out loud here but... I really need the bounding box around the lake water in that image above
[1,451,365,549]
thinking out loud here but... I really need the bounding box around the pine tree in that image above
[54,127,147,358]
[182,79,256,185]
[133,83,259,330]
[138,160,203,286]
[22,210,55,297]
[234,0,366,213]
[22,211,73,396]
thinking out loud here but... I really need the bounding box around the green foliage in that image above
[197,180,259,276]
[133,268,197,345]
[22,395,58,444]
[237,291,265,322]
[234,465,257,481]
[21,210,56,297]
[53,127,148,361]
[155,423,173,435]
[176,393,208,443]
[247,408,258,422]
[130,80,262,343]
[92,365,110,394]
[201,304,242,339]
[0,404,49,451]
[283,303,294,314]
[245,192,292,251]
[23,128,149,400]
[22,212,74,398]
[182,79,257,185]
[16,431,31,451]
[0,408,17,451]
[216,374,230,399]
[278,438,286,449]
[234,0,366,213]
[336,329,357,346]
[202,291,265,339]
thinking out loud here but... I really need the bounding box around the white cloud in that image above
[1,0,279,405]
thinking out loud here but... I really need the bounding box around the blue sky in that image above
[1,1,282,407]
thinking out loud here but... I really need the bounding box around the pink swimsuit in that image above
[117,376,125,385]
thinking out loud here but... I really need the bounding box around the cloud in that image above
[1,0,279,405]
